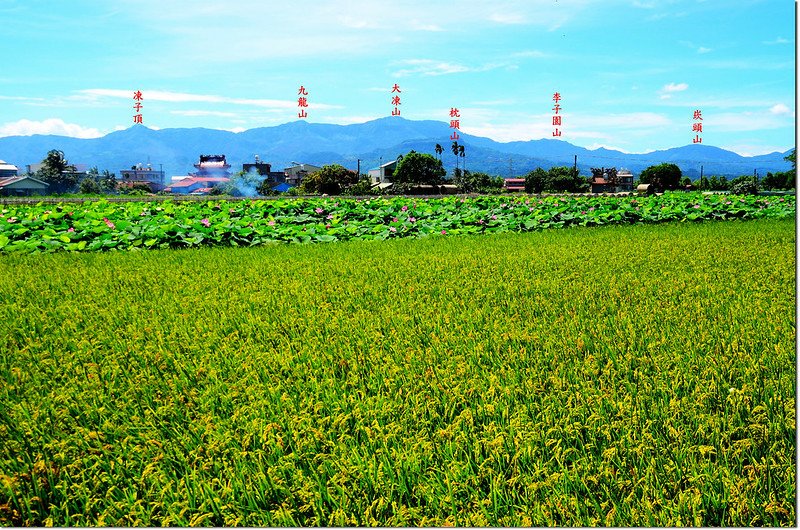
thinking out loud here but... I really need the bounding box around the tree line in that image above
[16,147,796,197]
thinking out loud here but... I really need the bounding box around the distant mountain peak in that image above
[0,117,792,180]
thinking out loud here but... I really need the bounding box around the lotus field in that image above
[0,212,795,526]
[0,192,795,253]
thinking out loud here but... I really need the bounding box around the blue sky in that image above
[0,0,795,155]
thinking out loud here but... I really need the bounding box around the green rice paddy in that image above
[0,219,795,526]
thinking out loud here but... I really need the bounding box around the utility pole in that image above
[509,157,513,178]
[700,165,703,180]
[573,154,577,172]
[357,159,361,178]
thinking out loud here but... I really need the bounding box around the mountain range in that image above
[0,117,793,180]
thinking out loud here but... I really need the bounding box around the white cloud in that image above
[709,111,791,132]
[489,12,526,24]
[78,89,296,108]
[697,46,712,54]
[461,122,549,143]
[511,50,549,59]
[769,103,793,116]
[392,59,511,77]
[0,95,47,103]
[0,118,104,138]
[661,82,689,93]
[76,89,342,110]
[718,143,791,157]
[392,60,472,77]
[762,37,789,45]
[107,0,598,62]
[458,110,672,145]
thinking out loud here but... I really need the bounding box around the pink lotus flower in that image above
[103,217,115,229]
[392,217,398,223]
[326,214,334,220]
[200,218,210,227]
[401,205,408,212]
[315,207,324,214]
[67,227,75,233]
[408,217,416,223]
[441,230,446,235]
[325,224,331,229]
[491,215,497,220]
[268,220,276,226]
[389,226,397,232]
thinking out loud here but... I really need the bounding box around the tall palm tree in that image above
[451,141,460,174]
[434,143,443,162]
[458,144,466,174]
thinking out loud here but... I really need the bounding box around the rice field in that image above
[0,218,795,526]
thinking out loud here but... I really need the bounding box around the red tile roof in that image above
[168,177,230,189]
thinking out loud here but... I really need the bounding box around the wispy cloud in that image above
[76,89,343,110]
[718,143,791,157]
[79,89,294,108]
[762,37,790,45]
[709,111,792,132]
[768,103,793,116]
[697,46,712,54]
[0,95,47,103]
[391,60,504,77]
[0,118,104,138]
[105,0,596,63]
[662,82,689,92]
[658,82,688,100]
[489,12,526,24]
[510,50,550,59]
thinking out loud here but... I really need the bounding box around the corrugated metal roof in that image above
[0,176,47,188]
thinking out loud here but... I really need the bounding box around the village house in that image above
[242,158,286,185]
[368,159,399,191]
[0,160,18,179]
[284,163,321,187]
[0,160,47,196]
[165,154,232,194]
[119,163,166,192]
[589,167,635,193]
